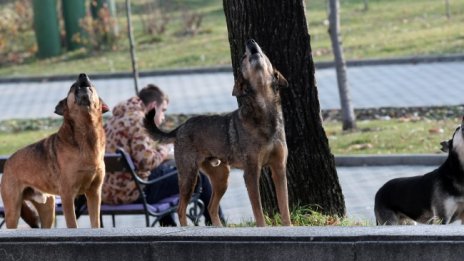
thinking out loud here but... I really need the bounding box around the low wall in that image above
[1,226,464,261]
[335,154,446,166]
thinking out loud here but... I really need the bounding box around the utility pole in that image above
[328,0,357,130]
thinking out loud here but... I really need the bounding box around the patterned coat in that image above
[102,96,166,204]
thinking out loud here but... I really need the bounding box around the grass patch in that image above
[0,118,60,154]
[228,205,369,227]
[0,130,55,155]
[266,205,369,226]
[324,117,460,155]
[0,116,460,156]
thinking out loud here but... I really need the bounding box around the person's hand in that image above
[165,144,174,159]
[157,145,174,161]
[157,145,169,161]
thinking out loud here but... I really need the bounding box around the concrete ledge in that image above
[335,154,446,166]
[1,226,464,260]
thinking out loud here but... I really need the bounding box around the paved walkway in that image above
[0,61,463,120]
[0,60,462,226]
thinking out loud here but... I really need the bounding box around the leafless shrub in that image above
[179,8,203,36]
[77,4,121,51]
[140,0,170,35]
[0,0,34,64]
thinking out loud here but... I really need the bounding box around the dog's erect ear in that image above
[274,70,288,88]
[440,140,450,153]
[54,98,67,116]
[100,98,110,113]
[232,74,246,97]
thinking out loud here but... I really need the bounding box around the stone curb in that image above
[1,226,464,261]
[1,54,463,84]
[315,53,464,69]
[335,154,446,166]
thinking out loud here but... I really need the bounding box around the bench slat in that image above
[0,154,127,174]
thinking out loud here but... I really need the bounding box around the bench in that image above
[0,148,205,228]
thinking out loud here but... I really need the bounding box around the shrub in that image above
[140,0,170,36]
[77,3,120,52]
[0,0,35,65]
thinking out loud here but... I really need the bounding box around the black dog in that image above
[375,119,464,225]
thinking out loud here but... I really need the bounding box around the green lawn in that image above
[0,130,55,155]
[0,117,460,156]
[1,0,462,77]
[324,118,459,155]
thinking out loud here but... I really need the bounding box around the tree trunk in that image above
[444,0,451,19]
[363,0,369,11]
[223,0,345,217]
[328,0,357,130]
[125,0,139,94]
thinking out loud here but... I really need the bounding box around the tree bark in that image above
[223,0,345,217]
[328,0,357,130]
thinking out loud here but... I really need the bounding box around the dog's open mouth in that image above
[75,73,93,107]
[248,44,259,55]
[246,39,264,68]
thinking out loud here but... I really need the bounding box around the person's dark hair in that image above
[138,84,169,106]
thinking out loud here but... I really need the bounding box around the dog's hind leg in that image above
[3,196,22,229]
[31,196,55,228]
[201,162,230,227]
[20,201,40,228]
[269,159,292,226]
[374,206,399,225]
[177,163,200,226]
[1,176,23,228]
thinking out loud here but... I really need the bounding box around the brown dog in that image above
[144,39,292,227]
[1,73,108,228]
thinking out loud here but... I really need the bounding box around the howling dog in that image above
[1,73,108,228]
[375,118,464,225]
[144,39,292,227]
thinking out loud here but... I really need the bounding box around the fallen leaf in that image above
[428,128,444,134]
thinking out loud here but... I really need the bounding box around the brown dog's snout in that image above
[77,73,91,88]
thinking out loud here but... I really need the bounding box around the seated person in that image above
[78,84,224,226]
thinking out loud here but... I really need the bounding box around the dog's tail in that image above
[144,109,178,144]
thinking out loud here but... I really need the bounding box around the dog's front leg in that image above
[85,188,102,228]
[269,161,292,226]
[243,164,266,227]
[60,193,78,228]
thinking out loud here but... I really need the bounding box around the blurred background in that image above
[0,0,462,76]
